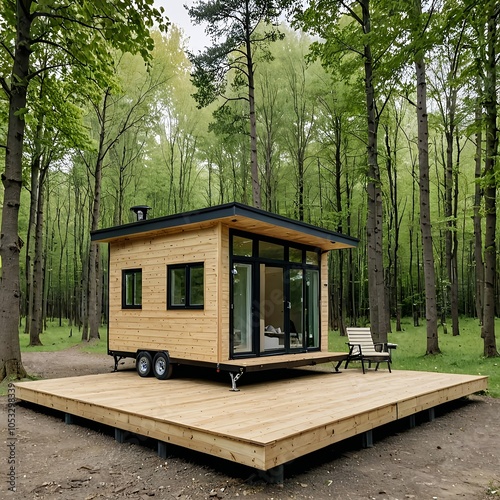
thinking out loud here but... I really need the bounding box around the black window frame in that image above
[122,268,142,309]
[229,230,322,356]
[167,263,204,310]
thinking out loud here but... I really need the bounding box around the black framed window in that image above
[167,263,204,309]
[122,269,142,309]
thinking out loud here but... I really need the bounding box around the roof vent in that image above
[130,205,151,221]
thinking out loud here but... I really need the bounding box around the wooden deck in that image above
[14,369,487,473]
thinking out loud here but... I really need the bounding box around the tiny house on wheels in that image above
[91,203,358,389]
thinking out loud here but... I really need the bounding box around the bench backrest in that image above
[346,327,378,355]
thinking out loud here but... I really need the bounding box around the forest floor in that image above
[1,347,500,500]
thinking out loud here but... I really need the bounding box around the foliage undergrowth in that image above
[329,317,500,398]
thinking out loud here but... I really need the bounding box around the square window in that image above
[170,268,186,306]
[122,269,142,309]
[189,265,204,306]
[167,263,204,309]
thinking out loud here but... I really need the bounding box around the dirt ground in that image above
[1,347,499,500]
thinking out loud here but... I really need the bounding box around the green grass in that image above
[330,317,500,398]
[18,320,108,355]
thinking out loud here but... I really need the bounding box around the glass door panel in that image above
[261,265,285,353]
[305,269,320,348]
[232,263,253,354]
[289,269,304,349]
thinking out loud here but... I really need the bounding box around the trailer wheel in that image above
[153,352,173,380]
[136,351,153,377]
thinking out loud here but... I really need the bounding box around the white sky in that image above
[156,1,210,53]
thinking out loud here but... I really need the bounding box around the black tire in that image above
[153,352,173,380]
[136,351,153,377]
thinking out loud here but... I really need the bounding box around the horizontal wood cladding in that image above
[108,225,221,362]
[219,227,230,358]
[320,253,329,349]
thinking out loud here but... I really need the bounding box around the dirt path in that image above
[1,349,499,499]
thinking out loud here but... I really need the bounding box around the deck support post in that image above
[115,428,125,443]
[229,371,244,391]
[362,429,373,448]
[408,414,416,429]
[158,441,169,459]
[64,413,74,425]
[258,465,284,484]
[426,407,435,422]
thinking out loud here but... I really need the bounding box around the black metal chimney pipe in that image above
[130,205,151,221]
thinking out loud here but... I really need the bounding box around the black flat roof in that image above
[91,202,358,250]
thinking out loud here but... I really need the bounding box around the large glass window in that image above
[306,251,319,266]
[259,240,284,260]
[233,235,253,257]
[122,269,142,309]
[289,247,303,263]
[167,263,204,309]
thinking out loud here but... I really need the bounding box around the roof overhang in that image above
[91,202,358,251]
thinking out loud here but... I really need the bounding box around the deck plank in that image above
[14,369,487,471]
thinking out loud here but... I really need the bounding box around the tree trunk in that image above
[451,136,460,336]
[481,0,499,357]
[0,0,32,380]
[30,166,47,346]
[24,142,40,335]
[443,66,460,336]
[415,50,439,354]
[246,36,261,208]
[362,0,387,343]
[85,110,108,341]
[473,85,484,325]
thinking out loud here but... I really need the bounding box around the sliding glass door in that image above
[232,263,253,354]
[289,269,305,350]
[260,265,285,353]
[230,231,321,358]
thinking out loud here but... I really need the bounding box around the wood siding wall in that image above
[320,252,329,351]
[108,223,330,364]
[219,225,231,359]
[108,224,222,363]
